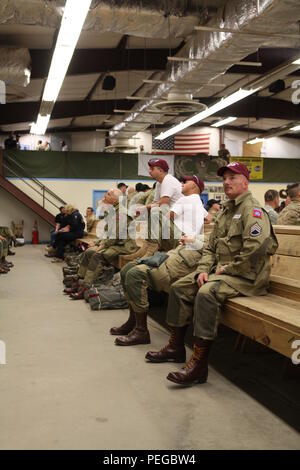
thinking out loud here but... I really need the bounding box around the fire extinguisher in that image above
[32,220,39,244]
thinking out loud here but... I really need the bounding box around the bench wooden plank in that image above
[270,275,300,302]
[274,225,300,235]
[226,294,300,331]
[222,303,299,358]
[271,254,300,279]
[275,233,300,257]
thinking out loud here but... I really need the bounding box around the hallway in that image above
[0,245,299,450]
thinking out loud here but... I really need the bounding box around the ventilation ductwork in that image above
[0,0,62,27]
[86,0,207,38]
[111,0,300,139]
[152,91,207,114]
[0,47,31,87]
[104,138,138,153]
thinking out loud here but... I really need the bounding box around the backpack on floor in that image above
[88,273,128,310]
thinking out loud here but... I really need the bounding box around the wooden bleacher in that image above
[148,225,300,364]
[221,225,300,360]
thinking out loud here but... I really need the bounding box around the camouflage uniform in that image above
[78,204,138,287]
[145,188,155,205]
[0,226,14,244]
[86,215,96,233]
[277,198,300,225]
[167,191,278,339]
[121,244,204,314]
[0,237,8,258]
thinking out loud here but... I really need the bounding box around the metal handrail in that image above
[3,162,64,211]
[4,152,66,205]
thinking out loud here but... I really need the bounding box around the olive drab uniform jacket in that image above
[194,191,278,296]
[101,203,137,253]
[277,198,300,226]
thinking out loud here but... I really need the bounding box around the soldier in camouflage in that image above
[277,183,300,225]
[146,162,278,387]
[68,189,138,300]
[111,175,207,347]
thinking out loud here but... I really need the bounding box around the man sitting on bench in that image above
[147,162,278,386]
[68,189,138,300]
[111,175,208,347]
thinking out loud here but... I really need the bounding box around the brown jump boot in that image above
[70,286,88,300]
[145,326,187,363]
[110,308,136,335]
[166,338,213,386]
[115,311,150,346]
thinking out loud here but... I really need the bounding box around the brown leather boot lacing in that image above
[182,345,203,371]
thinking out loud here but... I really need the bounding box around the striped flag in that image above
[152,131,211,155]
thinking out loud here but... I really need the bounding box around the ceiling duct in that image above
[152,91,207,114]
[0,47,31,87]
[86,0,206,38]
[0,0,62,27]
[104,138,138,153]
[111,0,300,139]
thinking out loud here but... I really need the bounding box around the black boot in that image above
[145,326,187,363]
[115,311,150,346]
[166,338,213,386]
[110,308,136,335]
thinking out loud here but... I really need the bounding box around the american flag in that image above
[152,131,211,155]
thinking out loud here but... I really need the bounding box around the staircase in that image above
[0,151,66,226]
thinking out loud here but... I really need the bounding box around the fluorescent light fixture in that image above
[30,114,50,135]
[246,137,265,145]
[290,124,300,132]
[292,59,300,65]
[211,117,237,127]
[42,0,91,103]
[155,88,259,140]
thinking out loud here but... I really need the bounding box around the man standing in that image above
[218,143,231,164]
[147,158,182,210]
[277,183,300,225]
[147,162,278,386]
[264,189,279,225]
[112,175,207,347]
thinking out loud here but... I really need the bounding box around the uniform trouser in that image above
[0,238,8,258]
[167,272,239,340]
[0,227,14,245]
[54,232,83,259]
[121,247,203,314]
[77,246,99,278]
[147,211,180,252]
[81,245,137,287]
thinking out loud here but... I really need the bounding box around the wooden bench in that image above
[148,225,300,365]
[221,225,300,360]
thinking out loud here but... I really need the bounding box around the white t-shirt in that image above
[154,174,182,209]
[172,194,208,237]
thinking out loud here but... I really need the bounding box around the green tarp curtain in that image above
[4,150,300,182]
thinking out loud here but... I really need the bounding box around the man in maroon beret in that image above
[150,162,278,386]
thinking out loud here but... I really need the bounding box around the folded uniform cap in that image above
[148,158,169,172]
[182,174,204,192]
[217,162,250,180]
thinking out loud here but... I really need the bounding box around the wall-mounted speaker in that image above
[102,75,116,90]
[268,79,285,94]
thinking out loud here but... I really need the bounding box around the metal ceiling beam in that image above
[227,48,300,75]
[29,48,171,79]
[0,100,134,125]
[1,96,300,126]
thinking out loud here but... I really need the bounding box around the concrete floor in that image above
[0,245,299,450]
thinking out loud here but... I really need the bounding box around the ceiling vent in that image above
[152,92,207,114]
